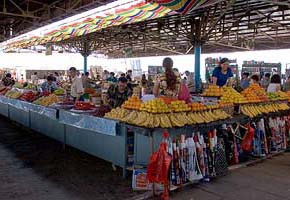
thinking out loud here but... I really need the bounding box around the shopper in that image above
[41,76,57,93]
[107,72,118,83]
[107,77,132,108]
[284,76,290,92]
[184,71,195,93]
[82,72,94,88]
[240,72,250,89]
[126,70,132,82]
[69,67,84,101]
[31,72,38,85]
[250,74,260,85]
[141,74,149,95]
[260,73,271,89]
[212,58,233,87]
[267,74,281,92]
[2,73,15,87]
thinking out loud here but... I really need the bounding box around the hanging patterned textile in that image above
[147,0,207,15]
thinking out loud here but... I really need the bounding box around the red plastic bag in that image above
[147,132,172,200]
[178,83,191,103]
[241,124,255,152]
[147,143,171,183]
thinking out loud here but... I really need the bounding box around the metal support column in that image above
[80,40,91,73]
[194,44,201,92]
[83,54,88,73]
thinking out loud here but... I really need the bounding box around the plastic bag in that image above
[241,124,255,152]
[147,132,172,200]
[178,83,191,103]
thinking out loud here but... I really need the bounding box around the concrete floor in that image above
[170,153,290,200]
[1,115,290,200]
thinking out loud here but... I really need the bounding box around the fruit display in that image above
[74,101,94,110]
[5,90,22,99]
[0,87,10,95]
[140,98,171,113]
[94,106,111,117]
[105,107,230,128]
[267,92,281,101]
[267,91,288,101]
[168,100,191,112]
[19,91,38,102]
[13,83,24,89]
[53,88,66,95]
[33,94,58,106]
[189,102,206,111]
[159,96,177,104]
[24,83,36,90]
[241,84,269,103]
[122,96,142,110]
[202,85,223,97]
[220,87,247,104]
[241,103,290,118]
[104,107,130,120]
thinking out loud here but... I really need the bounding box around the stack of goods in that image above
[33,94,58,106]
[220,87,247,104]
[19,91,38,102]
[202,85,223,97]
[140,98,171,113]
[267,91,288,101]
[241,103,290,118]
[13,83,24,89]
[24,83,36,90]
[241,84,269,103]
[122,96,142,110]
[53,88,66,95]
[5,90,22,99]
[74,101,94,110]
[0,87,10,95]
[94,105,111,117]
[105,107,130,121]
[189,102,206,112]
[168,100,191,112]
[105,98,231,128]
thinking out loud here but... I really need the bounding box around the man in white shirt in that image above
[69,67,84,101]
[31,72,38,85]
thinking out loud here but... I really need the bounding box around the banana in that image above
[153,114,160,128]
[139,112,151,127]
[169,113,184,127]
[132,112,147,125]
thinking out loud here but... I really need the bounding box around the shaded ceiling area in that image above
[0,0,116,42]
[54,0,290,58]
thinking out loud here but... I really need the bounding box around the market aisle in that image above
[0,117,139,200]
[171,153,290,200]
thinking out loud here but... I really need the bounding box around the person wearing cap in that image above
[69,67,84,101]
[212,58,233,87]
[107,77,132,108]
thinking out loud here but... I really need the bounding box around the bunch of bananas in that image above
[241,103,290,118]
[104,107,130,120]
[106,107,231,128]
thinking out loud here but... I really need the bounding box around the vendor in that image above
[69,67,84,101]
[250,74,260,85]
[82,72,95,88]
[212,58,233,87]
[107,77,132,108]
[41,76,57,93]
[2,73,15,87]
[153,57,181,98]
